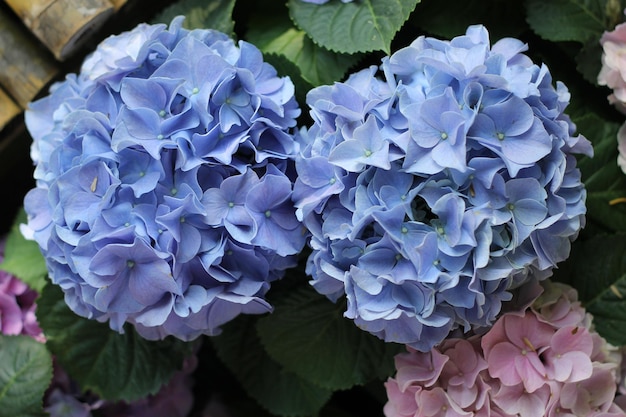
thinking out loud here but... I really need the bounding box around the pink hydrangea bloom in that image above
[0,238,44,341]
[598,19,626,174]
[599,22,626,112]
[384,281,626,417]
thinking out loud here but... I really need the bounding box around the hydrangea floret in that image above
[294,25,592,351]
[383,281,626,417]
[22,17,305,341]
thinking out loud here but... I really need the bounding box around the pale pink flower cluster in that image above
[599,19,626,173]
[384,281,626,417]
[599,21,626,112]
[0,238,44,342]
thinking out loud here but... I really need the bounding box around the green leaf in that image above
[0,335,52,417]
[575,113,621,187]
[212,315,333,417]
[288,0,420,54]
[554,233,626,303]
[554,233,626,345]
[576,36,604,85]
[411,0,527,40]
[256,285,403,391]
[249,26,360,87]
[585,274,626,345]
[36,284,192,402]
[153,0,236,34]
[525,0,606,43]
[572,113,626,233]
[0,209,47,293]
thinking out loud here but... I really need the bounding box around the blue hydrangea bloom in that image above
[22,17,305,341]
[293,25,592,351]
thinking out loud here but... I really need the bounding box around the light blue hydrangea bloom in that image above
[293,25,592,351]
[22,17,305,341]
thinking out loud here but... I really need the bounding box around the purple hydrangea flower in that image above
[22,17,305,341]
[293,25,592,351]
[0,237,44,341]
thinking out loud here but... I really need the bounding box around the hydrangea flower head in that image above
[383,281,626,417]
[294,25,592,351]
[22,17,305,341]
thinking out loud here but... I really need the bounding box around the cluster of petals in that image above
[0,238,44,341]
[22,17,305,340]
[598,18,626,173]
[383,281,626,417]
[599,20,626,113]
[293,24,592,351]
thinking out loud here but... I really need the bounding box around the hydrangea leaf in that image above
[249,25,360,87]
[36,284,192,402]
[0,335,52,417]
[553,233,626,345]
[576,37,604,84]
[212,315,333,417]
[0,209,47,293]
[525,0,607,43]
[585,274,626,345]
[256,285,403,390]
[288,0,420,54]
[575,114,621,184]
[573,114,626,233]
[585,190,626,232]
[153,0,235,34]
[410,0,527,40]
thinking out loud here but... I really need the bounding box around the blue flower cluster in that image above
[23,17,305,340]
[293,25,592,351]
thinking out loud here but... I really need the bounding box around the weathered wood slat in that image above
[4,0,114,60]
[0,86,20,130]
[0,7,58,108]
[110,0,127,11]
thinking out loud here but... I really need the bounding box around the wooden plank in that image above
[0,7,58,107]
[0,86,20,130]
[110,0,128,11]
[4,0,114,60]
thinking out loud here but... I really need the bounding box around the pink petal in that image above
[395,347,449,390]
[486,342,523,386]
[384,379,420,417]
[415,387,472,417]
[493,383,552,417]
[560,365,619,415]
